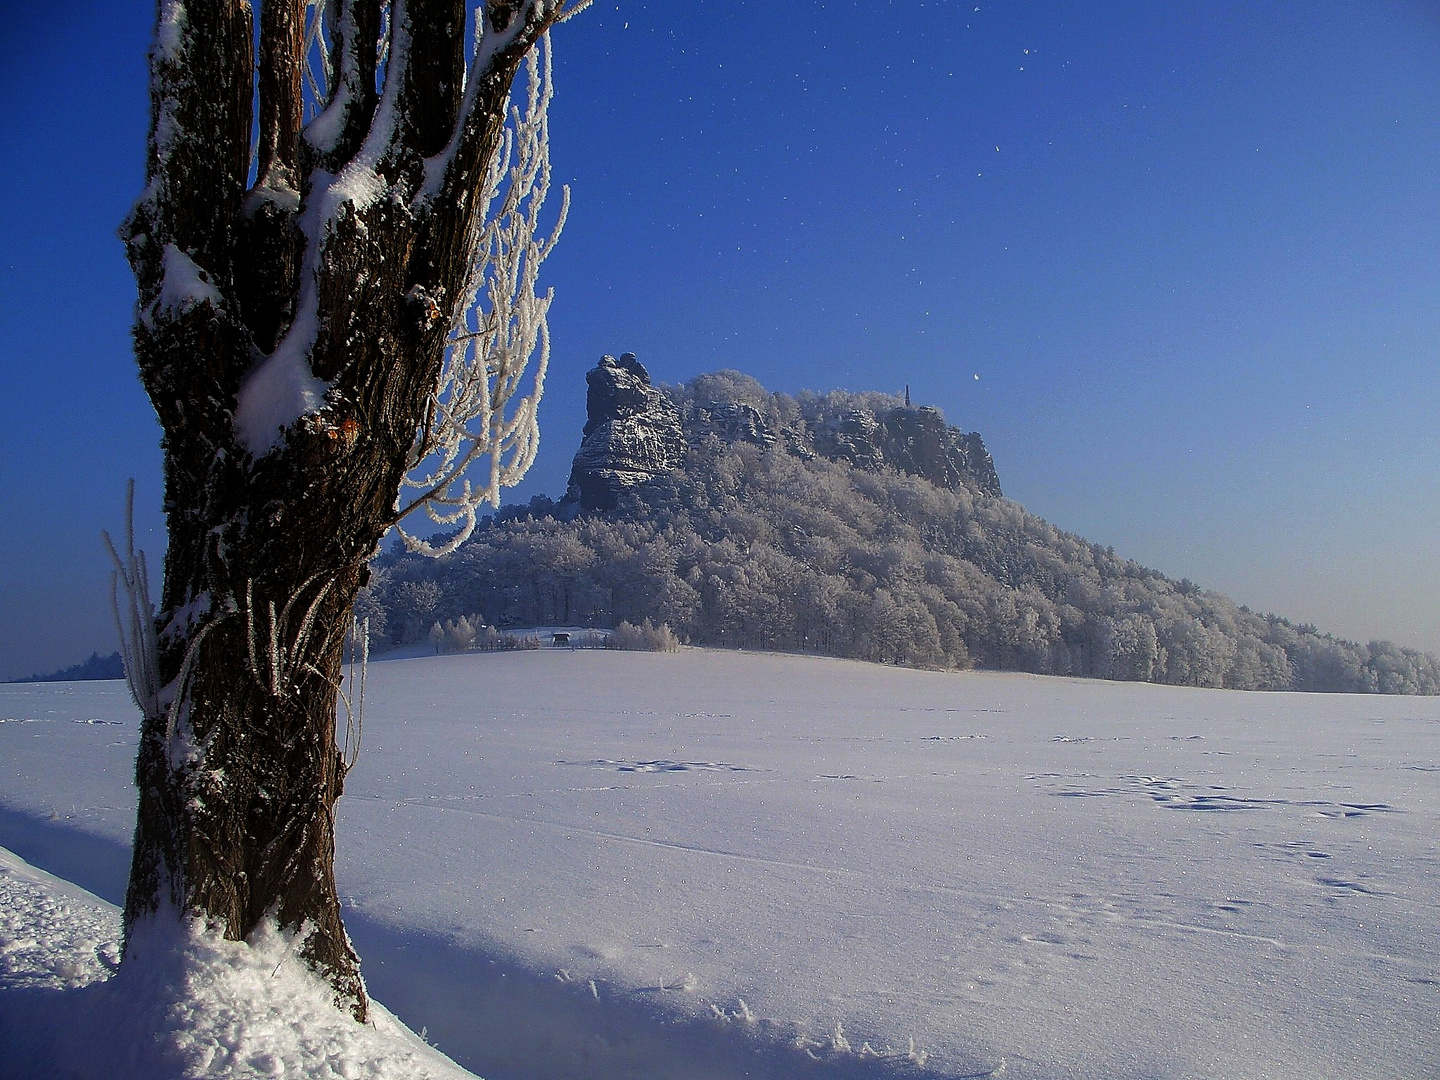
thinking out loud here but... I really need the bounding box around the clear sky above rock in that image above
[1,1,1436,678]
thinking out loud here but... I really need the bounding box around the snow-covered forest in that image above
[361,370,1440,694]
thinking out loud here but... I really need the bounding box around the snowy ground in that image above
[1,649,1436,1078]
[0,847,474,1079]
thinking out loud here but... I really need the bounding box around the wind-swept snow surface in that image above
[1,651,1436,1079]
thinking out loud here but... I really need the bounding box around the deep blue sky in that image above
[1,1,1437,678]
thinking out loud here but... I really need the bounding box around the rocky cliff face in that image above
[565,354,1001,511]
[688,401,777,450]
[810,404,1000,497]
[565,354,687,510]
[875,405,1002,497]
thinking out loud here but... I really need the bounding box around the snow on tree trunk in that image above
[118,0,588,1021]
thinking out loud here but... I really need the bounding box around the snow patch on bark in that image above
[160,592,212,645]
[304,100,348,158]
[233,342,331,456]
[303,0,366,160]
[155,0,187,61]
[326,161,387,216]
[154,245,222,318]
[148,3,188,167]
[243,182,301,218]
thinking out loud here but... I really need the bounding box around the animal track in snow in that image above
[1255,841,1336,861]
[1212,900,1251,914]
[560,759,759,774]
[1314,803,1400,819]
[1036,773,1403,817]
[1315,875,1386,897]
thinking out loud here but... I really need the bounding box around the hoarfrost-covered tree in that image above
[115,0,588,1020]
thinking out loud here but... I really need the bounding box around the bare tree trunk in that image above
[119,0,581,1020]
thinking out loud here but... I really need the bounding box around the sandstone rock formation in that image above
[688,401,777,449]
[565,353,1002,511]
[876,405,1002,497]
[565,353,687,510]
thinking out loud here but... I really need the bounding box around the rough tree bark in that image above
[118,0,583,1020]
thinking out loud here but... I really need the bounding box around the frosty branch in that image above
[396,34,568,555]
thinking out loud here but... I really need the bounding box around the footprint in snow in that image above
[1315,876,1384,896]
[1315,803,1400,819]
[560,759,757,774]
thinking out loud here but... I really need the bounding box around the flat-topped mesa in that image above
[565,353,687,510]
[564,353,1002,511]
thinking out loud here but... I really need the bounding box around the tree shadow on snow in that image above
[0,812,978,1080]
[348,915,981,1080]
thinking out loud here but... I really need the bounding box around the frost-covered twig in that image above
[338,615,368,773]
[301,0,334,117]
[396,33,566,555]
[244,574,337,699]
[104,481,224,754]
[103,480,161,723]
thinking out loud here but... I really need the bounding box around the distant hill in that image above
[12,651,125,684]
[360,356,1440,694]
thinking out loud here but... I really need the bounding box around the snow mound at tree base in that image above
[0,847,474,1080]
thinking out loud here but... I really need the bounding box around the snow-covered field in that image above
[1,649,1436,1078]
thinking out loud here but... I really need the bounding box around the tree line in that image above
[359,377,1440,695]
